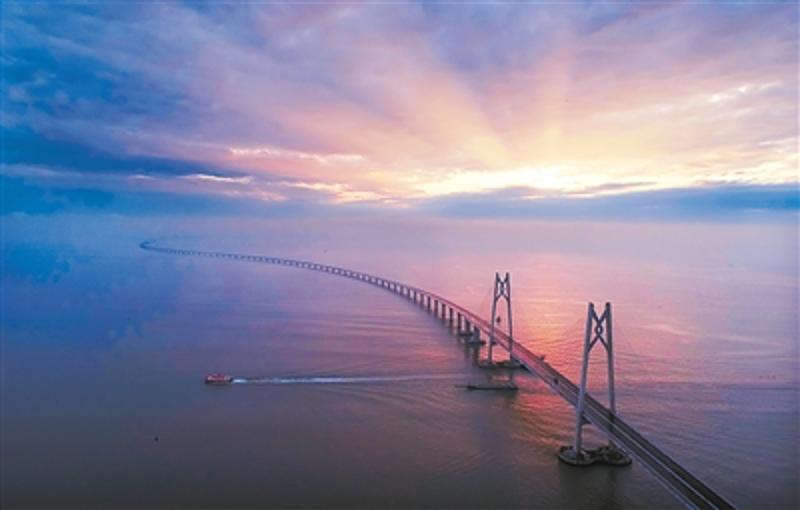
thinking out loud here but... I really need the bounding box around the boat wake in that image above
[231,373,467,385]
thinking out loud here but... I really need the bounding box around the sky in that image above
[2,1,798,219]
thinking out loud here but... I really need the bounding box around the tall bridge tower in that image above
[488,272,513,364]
[559,302,631,466]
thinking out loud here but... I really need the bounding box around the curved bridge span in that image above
[141,241,734,510]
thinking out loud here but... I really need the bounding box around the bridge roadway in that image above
[141,241,735,510]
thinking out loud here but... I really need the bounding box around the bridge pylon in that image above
[478,272,521,370]
[489,272,511,363]
[559,302,631,467]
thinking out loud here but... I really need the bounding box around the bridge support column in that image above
[462,319,472,341]
[472,329,482,345]
[448,307,454,327]
[559,302,630,467]
[465,327,484,347]
[457,313,463,332]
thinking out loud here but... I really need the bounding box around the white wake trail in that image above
[231,373,467,385]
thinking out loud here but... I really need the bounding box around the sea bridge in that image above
[140,240,735,510]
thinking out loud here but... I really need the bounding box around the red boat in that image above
[205,373,233,385]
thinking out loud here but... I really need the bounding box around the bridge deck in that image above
[141,241,735,510]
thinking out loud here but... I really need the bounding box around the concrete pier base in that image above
[477,359,525,370]
[558,445,632,467]
[464,338,486,346]
[465,379,518,391]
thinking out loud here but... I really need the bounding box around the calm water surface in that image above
[2,215,797,509]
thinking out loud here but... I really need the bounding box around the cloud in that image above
[3,2,797,212]
[3,128,250,180]
[180,173,253,184]
[1,176,114,215]
[229,146,365,165]
[278,180,389,204]
[407,166,654,198]
[416,183,800,220]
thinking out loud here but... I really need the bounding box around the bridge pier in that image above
[465,327,485,347]
[459,319,472,341]
[559,302,631,467]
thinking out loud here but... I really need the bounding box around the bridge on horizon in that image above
[140,240,735,510]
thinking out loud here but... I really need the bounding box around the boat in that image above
[205,373,233,385]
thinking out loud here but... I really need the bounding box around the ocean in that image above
[2,214,797,509]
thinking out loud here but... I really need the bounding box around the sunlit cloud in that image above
[229,146,365,165]
[218,188,287,203]
[411,166,585,197]
[181,173,253,184]
[280,180,388,204]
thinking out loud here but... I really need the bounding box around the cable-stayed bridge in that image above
[140,241,735,510]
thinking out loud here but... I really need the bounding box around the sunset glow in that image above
[4,2,798,214]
